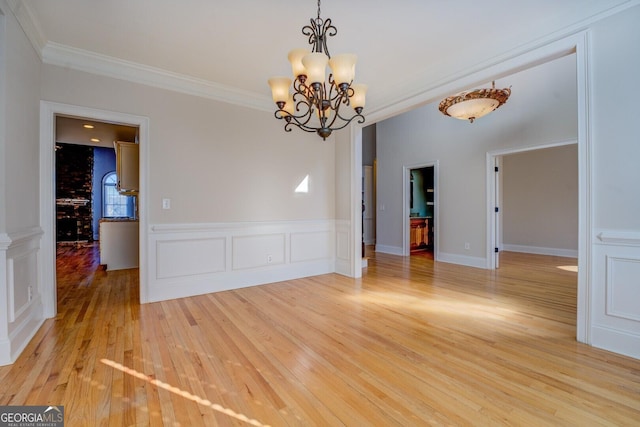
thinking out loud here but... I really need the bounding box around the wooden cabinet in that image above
[114,141,139,194]
[410,217,429,252]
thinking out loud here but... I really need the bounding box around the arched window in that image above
[102,172,134,217]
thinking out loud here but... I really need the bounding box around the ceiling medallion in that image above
[439,81,511,123]
[268,0,366,140]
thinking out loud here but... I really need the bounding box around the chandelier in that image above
[268,0,367,140]
[438,81,511,123]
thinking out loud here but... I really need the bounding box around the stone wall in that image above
[56,143,94,242]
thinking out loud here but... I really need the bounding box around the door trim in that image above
[403,161,439,258]
[39,101,150,317]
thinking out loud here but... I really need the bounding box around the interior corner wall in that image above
[334,129,355,276]
[502,144,578,257]
[0,1,44,365]
[376,54,578,264]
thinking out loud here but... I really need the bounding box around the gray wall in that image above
[376,54,578,262]
[502,144,578,256]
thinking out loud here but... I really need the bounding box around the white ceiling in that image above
[19,0,634,113]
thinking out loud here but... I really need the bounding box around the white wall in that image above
[376,54,578,265]
[588,5,640,358]
[502,144,578,257]
[0,0,45,365]
[38,65,341,305]
[41,65,336,224]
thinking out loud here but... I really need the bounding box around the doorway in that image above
[54,116,140,299]
[488,141,578,270]
[409,166,435,257]
[404,162,438,258]
[40,101,149,318]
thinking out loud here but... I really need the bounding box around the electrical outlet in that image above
[162,198,171,210]
[464,242,470,250]
[28,286,33,301]
[267,254,273,263]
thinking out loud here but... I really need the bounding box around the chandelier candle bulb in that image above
[302,52,329,85]
[350,84,368,112]
[329,54,357,89]
[288,49,310,78]
[268,77,292,105]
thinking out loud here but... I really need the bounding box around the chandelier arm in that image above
[327,112,365,131]
[301,17,336,55]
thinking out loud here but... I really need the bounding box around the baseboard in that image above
[375,245,404,256]
[437,252,487,269]
[146,259,334,303]
[502,244,578,258]
[0,304,44,366]
[591,325,640,360]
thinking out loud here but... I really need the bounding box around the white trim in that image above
[437,252,487,270]
[147,219,336,303]
[591,324,640,360]
[351,126,363,278]
[486,138,579,269]
[41,42,273,113]
[39,101,150,314]
[5,0,44,58]
[596,230,640,246]
[374,245,404,257]
[502,244,578,258]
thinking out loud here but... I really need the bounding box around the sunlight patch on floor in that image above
[348,291,517,321]
[101,358,270,427]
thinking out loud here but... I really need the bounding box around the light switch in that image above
[162,198,171,210]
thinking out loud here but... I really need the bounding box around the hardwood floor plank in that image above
[0,247,639,426]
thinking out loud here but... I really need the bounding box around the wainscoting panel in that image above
[0,228,44,366]
[156,237,226,279]
[334,220,351,276]
[606,256,640,322]
[232,233,286,270]
[8,250,37,323]
[591,229,640,359]
[147,220,336,303]
[291,230,333,263]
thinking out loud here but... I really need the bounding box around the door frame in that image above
[486,140,578,270]
[39,101,150,317]
[352,31,592,344]
[403,161,439,257]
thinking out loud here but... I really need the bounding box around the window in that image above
[103,172,134,218]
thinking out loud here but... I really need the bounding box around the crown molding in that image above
[4,0,273,112]
[41,42,273,112]
[5,0,46,58]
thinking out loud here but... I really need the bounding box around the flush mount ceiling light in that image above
[268,0,367,140]
[439,81,511,123]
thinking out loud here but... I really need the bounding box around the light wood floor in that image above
[1,246,639,426]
